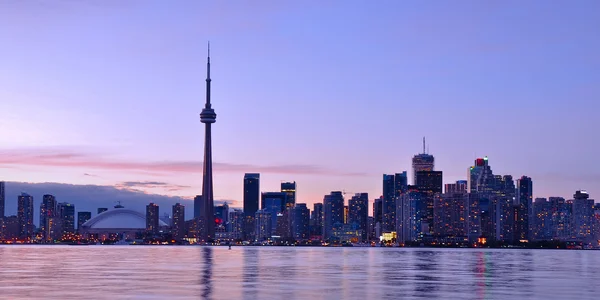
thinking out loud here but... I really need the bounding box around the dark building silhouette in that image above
[17,193,34,239]
[0,181,5,218]
[348,193,369,241]
[445,180,467,193]
[146,203,159,233]
[261,192,287,212]
[374,196,383,224]
[311,203,323,238]
[77,211,91,232]
[199,45,217,240]
[194,195,203,219]
[382,172,407,232]
[40,194,57,240]
[416,171,443,194]
[515,176,532,242]
[412,137,435,184]
[243,173,260,241]
[172,203,186,240]
[281,182,296,208]
[323,191,344,240]
[292,203,310,240]
[214,203,229,227]
[58,202,75,234]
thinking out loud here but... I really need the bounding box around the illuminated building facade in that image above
[348,193,368,241]
[292,203,310,240]
[172,203,185,240]
[58,202,75,235]
[77,211,92,232]
[412,138,435,185]
[17,193,34,239]
[146,203,159,234]
[40,194,57,241]
[255,210,272,241]
[323,191,344,240]
[281,181,296,208]
[572,190,594,242]
[515,176,532,242]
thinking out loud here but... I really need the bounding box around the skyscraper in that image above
[199,44,217,240]
[0,181,5,218]
[57,202,75,235]
[77,211,91,232]
[214,202,229,228]
[172,203,186,240]
[261,192,287,212]
[244,174,260,217]
[311,203,323,238]
[382,173,407,232]
[281,181,296,208]
[348,193,368,241]
[146,203,159,233]
[572,190,594,242]
[292,203,310,240]
[516,176,533,242]
[412,137,435,184]
[40,194,57,240]
[416,171,443,194]
[17,193,34,239]
[194,195,203,219]
[323,191,344,240]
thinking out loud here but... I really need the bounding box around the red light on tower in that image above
[215,218,222,225]
[475,158,485,167]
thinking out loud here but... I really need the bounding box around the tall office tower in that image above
[515,176,533,242]
[412,137,435,184]
[57,202,75,235]
[292,203,310,240]
[416,171,443,193]
[281,182,296,208]
[40,194,57,240]
[311,203,323,238]
[467,157,496,195]
[394,172,409,196]
[199,44,217,240]
[17,193,34,239]
[77,211,92,232]
[367,216,375,241]
[243,173,260,240]
[254,210,272,241]
[146,203,159,233]
[228,209,245,240]
[549,197,570,240]
[261,192,287,212]
[382,175,396,232]
[433,193,469,239]
[323,191,344,240]
[532,198,552,241]
[264,196,283,235]
[172,203,186,240]
[1,215,19,240]
[397,191,424,243]
[275,209,291,239]
[214,202,229,227]
[572,190,595,242]
[445,180,467,193]
[0,181,5,218]
[193,195,203,219]
[373,197,383,224]
[348,193,368,241]
[97,208,108,215]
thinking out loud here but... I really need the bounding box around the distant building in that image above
[263,196,283,235]
[331,223,362,243]
[193,195,203,220]
[382,173,407,232]
[532,198,552,241]
[214,203,229,227]
[77,212,92,232]
[17,193,34,239]
[261,192,287,212]
[412,138,435,184]
[146,203,159,233]
[172,203,186,240]
[292,203,310,240]
[255,210,272,241]
[0,215,19,240]
[572,190,595,242]
[244,173,260,241]
[40,194,57,241]
[58,202,75,235]
[445,180,467,193]
[281,181,296,208]
[0,181,5,218]
[433,192,469,240]
[515,176,533,242]
[373,197,383,225]
[275,209,291,239]
[416,171,443,194]
[228,209,244,240]
[310,203,323,239]
[348,193,368,241]
[323,191,344,240]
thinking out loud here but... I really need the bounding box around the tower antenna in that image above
[423,137,426,154]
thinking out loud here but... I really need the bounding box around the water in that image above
[0,246,598,299]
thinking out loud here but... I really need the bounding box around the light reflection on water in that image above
[0,246,598,299]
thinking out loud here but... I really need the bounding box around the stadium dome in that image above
[81,207,168,230]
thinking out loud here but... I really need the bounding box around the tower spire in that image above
[205,42,211,107]
[423,137,426,154]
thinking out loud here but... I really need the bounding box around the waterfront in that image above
[0,246,598,299]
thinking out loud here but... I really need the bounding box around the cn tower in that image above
[200,43,216,240]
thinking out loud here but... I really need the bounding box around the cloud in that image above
[0,148,367,176]
[115,181,191,192]
[1,181,240,224]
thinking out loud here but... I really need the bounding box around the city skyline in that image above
[1,1,600,209]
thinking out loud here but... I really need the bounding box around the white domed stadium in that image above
[80,206,168,240]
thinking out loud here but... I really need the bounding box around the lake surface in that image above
[0,246,598,299]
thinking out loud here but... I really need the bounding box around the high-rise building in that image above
[412,138,435,184]
[275,209,291,239]
[281,181,296,208]
[515,176,533,242]
[416,171,443,194]
[146,203,159,233]
[244,174,260,217]
[228,209,244,240]
[97,208,108,215]
[532,198,552,241]
[323,191,344,240]
[445,180,467,193]
[40,194,57,240]
[255,210,272,241]
[214,202,229,228]
[17,193,34,239]
[194,195,203,219]
[549,197,571,240]
[292,203,310,240]
[0,215,19,240]
[311,203,323,238]
[572,190,594,242]
[433,192,469,239]
[348,193,368,241]
[382,175,396,232]
[263,196,283,235]
[172,203,185,240]
[77,211,92,232]
[261,192,287,212]
[373,197,383,224]
[468,157,496,195]
[0,181,5,218]
[199,45,217,240]
[57,202,75,235]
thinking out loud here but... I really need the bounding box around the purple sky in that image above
[1,1,599,211]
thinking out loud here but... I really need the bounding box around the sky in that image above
[1,1,599,216]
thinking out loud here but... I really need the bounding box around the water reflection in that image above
[242,248,259,300]
[413,250,440,298]
[200,247,213,299]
